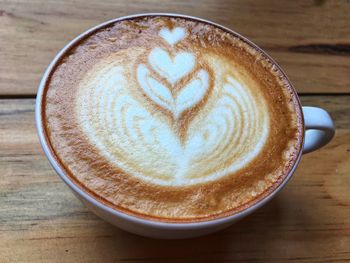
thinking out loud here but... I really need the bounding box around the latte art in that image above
[43,16,303,221]
[76,27,269,186]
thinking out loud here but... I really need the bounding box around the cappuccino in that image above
[42,16,303,222]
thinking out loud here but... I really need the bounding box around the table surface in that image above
[0,0,349,262]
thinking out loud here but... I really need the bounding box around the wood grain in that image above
[0,0,349,96]
[0,96,349,262]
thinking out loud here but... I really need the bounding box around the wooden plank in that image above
[0,95,349,262]
[0,0,349,96]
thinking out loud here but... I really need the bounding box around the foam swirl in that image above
[75,27,270,186]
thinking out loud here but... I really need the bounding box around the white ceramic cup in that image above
[35,13,335,239]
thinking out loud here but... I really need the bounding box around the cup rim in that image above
[35,12,304,229]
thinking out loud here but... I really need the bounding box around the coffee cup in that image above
[36,13,335,239]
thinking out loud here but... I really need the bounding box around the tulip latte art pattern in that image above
[76,27,270,186]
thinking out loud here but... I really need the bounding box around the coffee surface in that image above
[42,16,303,222]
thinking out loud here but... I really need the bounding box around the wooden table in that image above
[1,1,349,262]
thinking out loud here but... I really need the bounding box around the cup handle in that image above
[302,106,335,154]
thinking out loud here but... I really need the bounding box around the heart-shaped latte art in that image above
[75,26,269,186]
[159,27,186,45]
[148,47,195,85]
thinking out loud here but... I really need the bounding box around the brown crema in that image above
[41,16,303,222]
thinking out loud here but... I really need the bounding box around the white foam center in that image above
[159,27,186,45]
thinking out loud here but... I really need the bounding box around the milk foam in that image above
[76,27,270,186]
[159,27,186,45]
